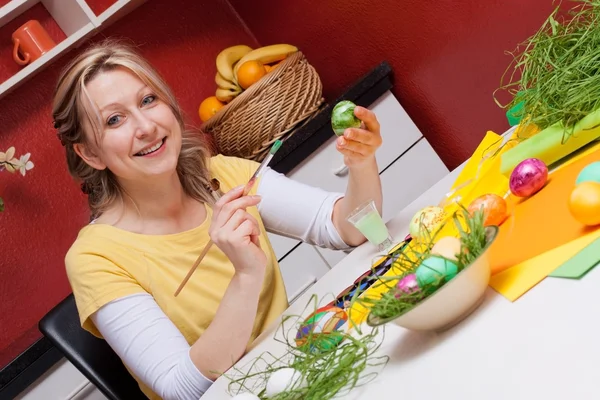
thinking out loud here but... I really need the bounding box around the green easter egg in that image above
[415,255,458,287]
[576,162,600,185]
[331,100,361,136]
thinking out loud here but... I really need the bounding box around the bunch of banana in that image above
[232,43,298,79]
[215,44,251,102]
[213,44,299,103]
[215,72,241,102]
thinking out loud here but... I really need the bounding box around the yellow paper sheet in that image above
[433,131,512,238]
[444,131,505,200]
[489,229,600,301]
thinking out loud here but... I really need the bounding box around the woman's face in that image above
[76,67,181,183]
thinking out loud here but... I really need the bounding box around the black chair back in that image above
[39,294,147,400]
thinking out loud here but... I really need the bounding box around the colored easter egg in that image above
[576,161,600,185]
[409,206,447,239]
[509,158,548,197]
[430,236,462,262]
[568,181,600,226]
[467,193,508,226]
[395,273,420,296]
[331,100,361,136]
[295,305,347,352]
[415,255,459,287]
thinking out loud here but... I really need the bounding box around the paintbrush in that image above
[174,140,284,296]
[242,139,283,195]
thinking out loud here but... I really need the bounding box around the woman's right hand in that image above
[209,185,267,276]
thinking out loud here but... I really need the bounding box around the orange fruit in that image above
[264,64,273,73]
[198,96,224,122]
[568,181,600,226]
[236,60,266,89]
[271,60,284,70]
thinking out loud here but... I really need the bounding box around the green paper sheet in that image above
[549,237,600,279]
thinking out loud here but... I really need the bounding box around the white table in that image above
[204,139,600,399]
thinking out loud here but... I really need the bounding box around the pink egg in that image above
[509,158,548,197]
[395,274,420,297]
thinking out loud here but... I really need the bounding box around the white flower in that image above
[4,163,16,173]
[16,153,34,176]
[0,146,15,162]
[0,147,19,173]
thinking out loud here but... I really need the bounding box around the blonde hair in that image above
[52,39,216,218]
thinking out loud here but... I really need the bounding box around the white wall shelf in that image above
[75,0,101,27]
[0,0,148,99]
[0,0,37,28]
[0,23,95,96]
[42,0,96,35]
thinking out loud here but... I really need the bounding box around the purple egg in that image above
[395,273,420,297]
[509,158,548,198]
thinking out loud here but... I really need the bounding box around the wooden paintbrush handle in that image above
[174,178,259,297]
[174,239,214,296]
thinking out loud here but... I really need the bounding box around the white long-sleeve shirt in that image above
[90,167,351,400]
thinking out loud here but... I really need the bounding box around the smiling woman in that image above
[51,39,385,400]
[79,70,179,179]
[52,41,217,221]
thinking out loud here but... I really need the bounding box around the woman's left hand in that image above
[335,106,382,168]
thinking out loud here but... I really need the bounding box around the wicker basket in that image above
[201,51,324,161]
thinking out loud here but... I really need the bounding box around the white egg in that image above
[265,367,307,398]
[231,392,260,400]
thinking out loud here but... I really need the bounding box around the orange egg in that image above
[568,181,600,226]
[467,193,508,226]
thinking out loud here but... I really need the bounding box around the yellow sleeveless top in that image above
[65,154,289,399]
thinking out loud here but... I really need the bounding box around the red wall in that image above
[0,0,258,367]
[229,0,556,169]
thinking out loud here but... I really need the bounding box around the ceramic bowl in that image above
[366,226,498,332]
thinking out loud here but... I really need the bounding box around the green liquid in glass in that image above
[353,211,389,245]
